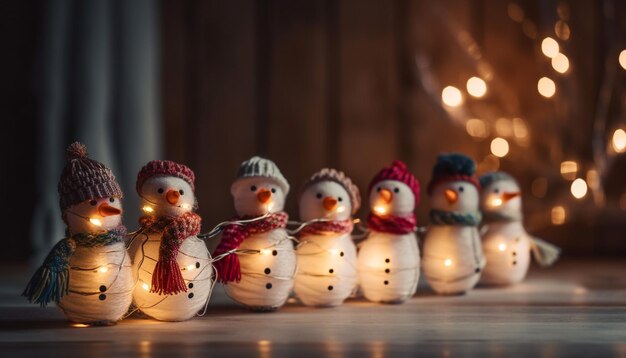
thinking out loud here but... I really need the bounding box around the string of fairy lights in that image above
[420,1,626,228]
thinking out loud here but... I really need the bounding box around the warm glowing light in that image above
[329,249,340,256]
[444,259,453,267]
[512,118,528,140]
[494,117,513,137]
[611,129,626,153]
[560,161,578,180]
[541,37,559,58]
[185,264,195,271]
[586,169,600,191]
[465,118,489,138]
[490,137,510,158]
[72,323,90,328]
[537,77,556,97]
[555,20,570,40]
[551,206,566,225]
[98,266,109,273]
[498,243,507,252]
[266,202,275,213]
[570,178,588,199]
[619,50,626,70]
[441,86,463,107]
[180,203,191,210]
[336,206,346,213]
[531,177,548,198]
[260,249,271,255]
[142,205,154,213]
[373,205,387,215]
[142,282,150,291]
[89,218,103,226]
[551,53,570,74]
[466,77,487,97]
[492,198,503,207]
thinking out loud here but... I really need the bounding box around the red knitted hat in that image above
[136,160,196,193]
[58,142,123,211]
[368,160,420,203]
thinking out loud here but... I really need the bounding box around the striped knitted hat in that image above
[58,142,123,210]
[136,160,196,193]
[369,160,420,202]
[232,156,290,194]
[427,153,480,195]
[301,168,361,214]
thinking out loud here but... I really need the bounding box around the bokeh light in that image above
[541,37,560,58]
[442,86,463,107]
[490,137,510,158]
[466,77,487,98]
[537,77,556,97]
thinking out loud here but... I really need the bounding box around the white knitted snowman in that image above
[213,156,296,311]
[422,153,485,295]
[23,142,133,325]
[132,160,212,321]
[357,161,420,303]
[294,168,360,307]
[479,171,560,285]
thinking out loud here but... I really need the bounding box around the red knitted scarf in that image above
[367,213,416,235]
[298,219,354,237]
[139,211,201,295]
[213,212,288,284]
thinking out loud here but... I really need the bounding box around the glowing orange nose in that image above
[444,189,458,204]
[379,189,393,203]
[166,190,181,205]
[98,203,122,217]
[503,192,521,203]
[257,189,272,204]
[323,197,338,211]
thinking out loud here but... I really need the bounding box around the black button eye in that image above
[271,188,276,194]
[316,193,323,199]
[338,197,343,202]
[109,197,115,203]
[179,189,184,195]
[458,186,464,192]
[158,188,164,194]
[394,188,399,193]
[90,200,97,206]
[494,188,500,194]
[377,187,381,192]
[250,185,257,192]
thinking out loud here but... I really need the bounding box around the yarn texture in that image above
[366,214,416,234]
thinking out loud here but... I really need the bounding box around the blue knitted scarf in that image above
[22,225,126,307]
[429,209,482,227]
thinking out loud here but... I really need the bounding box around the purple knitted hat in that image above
[301,168,361,214]
[58,142,123,210]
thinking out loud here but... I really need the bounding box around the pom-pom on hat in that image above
[301,168,361,214]
[479,171,518,189]
[427,153,480,195]
[232,156,290,195]
[58,142,123,211]
[136,160,196,193]
[368,160,420,203]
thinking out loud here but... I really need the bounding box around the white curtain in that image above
[31,0,161,263]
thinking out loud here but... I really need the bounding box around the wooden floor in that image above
[1,259,625,357]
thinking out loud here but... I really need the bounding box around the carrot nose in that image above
[166,190,181,205]
[379,188,393,203]
[257,189,272,204]
[444,189,458,204]
[502,191,521,203]
[323,196,338,211]
[98,203,122,217]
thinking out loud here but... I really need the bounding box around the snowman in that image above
[294,168,360,307]
[23,142,133,325]
[479,171,560,285]
[357,160,421,303]
[422,153,485,295]
[213,156,295,311]
[132,160,212,321]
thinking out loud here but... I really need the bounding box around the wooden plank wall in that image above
[160,0,626,255]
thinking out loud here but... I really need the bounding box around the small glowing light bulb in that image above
[498,243,507,252]
[551,53,570,74]
[98,266,109,273]
[186,264,195,271]
[570,178,588,199]
[89,218,102,227]
[537,77,556,98]
[612,129,626,153]
[541,37,559,58]
[492,198,503,207]
[266,202,275,213]
[142,282,150,291]
[329,249,339,256]
[180,203,191,210]
[374,205,387,215]
[466,77,487,98]
[142,205,154,213]
[441,86,463,107]
[444,259,453,267]
[72,323,90,328]
[336,206,346,213]
[490,137,510,158]
[260,249,271,255]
